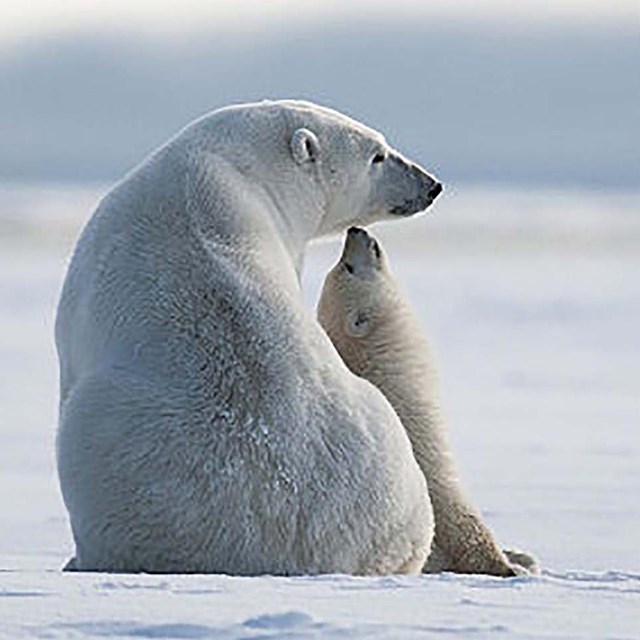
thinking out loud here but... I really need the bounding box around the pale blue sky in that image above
[4,0,639,46]
[1,1,638,187]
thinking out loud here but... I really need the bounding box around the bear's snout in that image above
[428,182,443,201]
[384,156,442,217]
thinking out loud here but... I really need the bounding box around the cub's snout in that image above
[340,227,385,279]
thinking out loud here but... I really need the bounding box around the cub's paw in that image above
[504,548,540,575]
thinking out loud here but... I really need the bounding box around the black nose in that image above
[347,226,367,236]
[428,182,443,200]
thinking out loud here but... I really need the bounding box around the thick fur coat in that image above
[55,100,442,574]
[317,227,538,576]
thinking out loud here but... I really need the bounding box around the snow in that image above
[1,183,639,638]
[2,570,639,639]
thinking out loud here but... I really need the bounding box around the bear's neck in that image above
[358,311,483,528]
[364,322,458,486]
[188,151,326,281]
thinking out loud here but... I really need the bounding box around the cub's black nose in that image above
[428,182,443,200]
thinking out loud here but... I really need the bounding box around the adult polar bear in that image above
[56,100,442,574]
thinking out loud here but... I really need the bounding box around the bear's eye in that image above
[371,152,386,164]
[344,263,354,274]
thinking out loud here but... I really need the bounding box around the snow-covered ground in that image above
[1,183,638,638]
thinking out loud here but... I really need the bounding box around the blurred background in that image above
[1,0,638,186]
[0,0,638,573]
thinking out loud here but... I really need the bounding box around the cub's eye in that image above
[371,152,386,164]
[344,263,354,274]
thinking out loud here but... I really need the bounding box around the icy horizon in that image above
[1,22,638,188]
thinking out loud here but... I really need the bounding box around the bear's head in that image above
[280,101,442,236]
[202,101,441,241]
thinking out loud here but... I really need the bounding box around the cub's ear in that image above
[346,309,371,338]
[290,128,320,164]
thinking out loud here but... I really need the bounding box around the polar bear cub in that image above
[318,227,539,576]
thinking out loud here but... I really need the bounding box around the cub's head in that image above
[318,227,399,353]
[280,101,442,235]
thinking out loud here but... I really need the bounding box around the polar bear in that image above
[55,100,443,574]
[317,227,539,576]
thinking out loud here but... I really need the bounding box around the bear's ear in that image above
[346,309,371,338]
[290,128,320,165]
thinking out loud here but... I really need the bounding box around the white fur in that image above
[317,228,538,576]
[56,100,440,574]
